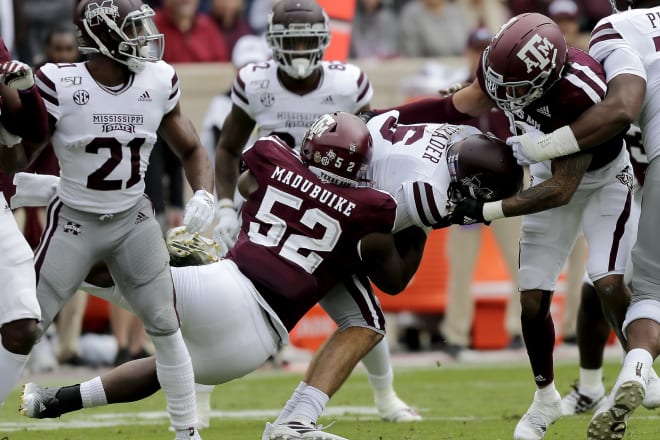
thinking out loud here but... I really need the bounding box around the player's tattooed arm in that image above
[501,153,592,217]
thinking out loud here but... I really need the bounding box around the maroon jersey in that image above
[228,136,397,331]
[477,48,623,171]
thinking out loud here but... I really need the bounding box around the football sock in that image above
[0,344,28,404]
[274,381,307,425]
[537,381,558,401]
[579,367,604,393]
[80,376,108,408]
[286,385,328,425]
[617,348,653,387]
[55,384,83,414]
[152,331,197,431]
[522,312,555,388]
[362,339,396,400]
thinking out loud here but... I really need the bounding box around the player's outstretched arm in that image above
[214,104,255,200]
[359,226,427,295]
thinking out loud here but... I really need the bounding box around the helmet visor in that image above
[119,6,164,62]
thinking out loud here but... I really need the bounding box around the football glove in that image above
[448,197,489,226]
[183,189,215,233]
[213,198,240,248]
[505,121,543,166]
[0,61,35,91]
[166,226,227,267]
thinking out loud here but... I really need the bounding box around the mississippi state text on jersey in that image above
[231,60,373,149]
[228,136,395,330]
[34,61,180,214]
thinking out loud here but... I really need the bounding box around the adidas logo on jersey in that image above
[138,91,152,102]
[536,106,551,118]
[135,211,149,225]
[321,96,334,105]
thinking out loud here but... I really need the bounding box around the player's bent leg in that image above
[362,339,422,422]
[562,282,607,416]
[318,277,421,423]
[515,290,561,440]
[592,274,630,347]
[20,356,160,418]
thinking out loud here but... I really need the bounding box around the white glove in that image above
[0,61,35,91]
[183,189,215,233]
[505,121,544,166]
[213,198,240,248]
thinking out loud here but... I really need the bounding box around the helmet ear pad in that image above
[447,133,523,202]
[301,112,373,187]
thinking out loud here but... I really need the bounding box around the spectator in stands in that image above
[576,0,610,31]
[13,0,76,66]
[458,0,510,34]
[548,0,589,50]
[154,0,229,63]
[350,0,400,59]
[399,0,471,57]
[507,0,550,16]
[209,0,254,58]
[246,0,275,35]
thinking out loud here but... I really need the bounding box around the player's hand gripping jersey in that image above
[228,136,396,330]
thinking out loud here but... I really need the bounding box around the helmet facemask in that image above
[79,3,164,73]
[266,17,330,79]
[482,45,561,112]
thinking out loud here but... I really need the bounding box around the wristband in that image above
[529,125,580,162]
[483,200,505,221]
[217,197,234,209]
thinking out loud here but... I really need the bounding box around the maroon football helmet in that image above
[482,13,568,112]
[446,133,523,202]
[301,112,373,187]
[266,0,330,79]
[75,0,164,73]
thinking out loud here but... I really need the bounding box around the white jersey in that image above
[231,60,373,150]
[590,8,660,161]
[35,61,180,214]
[366,110,481,231]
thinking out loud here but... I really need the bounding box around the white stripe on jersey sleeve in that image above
[569,62,608,94]
[564,72,603,104]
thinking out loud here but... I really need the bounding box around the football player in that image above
[30,1,216,439]
[0,39,49,405]
[18,112,523,440]
[20,112,427,440]
[370,13,638,440]
[212,0,421,426]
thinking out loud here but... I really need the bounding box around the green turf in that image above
[1,360,658,439]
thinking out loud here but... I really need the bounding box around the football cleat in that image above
[642,368,660,409]
[262,419,348,440]
[587,379,645,440]
[561,382,606,415]
[166,226,227,267]
[19,383,62,419]
[376,394,423,422]
[174,427,202,440]
[514,389,562,440]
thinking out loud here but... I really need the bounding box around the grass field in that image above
[1,357,658,440]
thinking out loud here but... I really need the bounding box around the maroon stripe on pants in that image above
[34,198,63,285]
[344,273,385,331]
[609,189,632,271]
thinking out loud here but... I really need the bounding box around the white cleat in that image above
[642,368,660,409]
[561,383,606,415]
[19,383,61,419]
[376,395,422,422]
[262,419,348,440]
[587,379,645,440]
[513,389,562,440]
[173,427,202,440]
